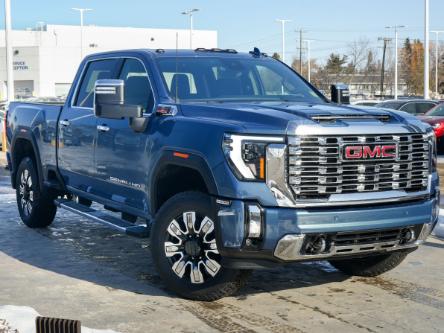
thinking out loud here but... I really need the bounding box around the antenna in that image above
[175,32,179,103]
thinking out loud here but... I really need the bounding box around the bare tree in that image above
[347,38,372,73]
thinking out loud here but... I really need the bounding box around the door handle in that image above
[60,120,70,127]
[97,125,110,132]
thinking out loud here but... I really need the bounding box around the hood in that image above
[180,101,431,135]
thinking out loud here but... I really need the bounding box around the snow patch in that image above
[433,209,444,238]
[301,261,338,272]
[0,305,120,333]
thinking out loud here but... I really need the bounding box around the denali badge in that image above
[343,144,397,160]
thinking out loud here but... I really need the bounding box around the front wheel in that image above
[329,251,409,277]
[15,157,57,228]
[151,191,249,301]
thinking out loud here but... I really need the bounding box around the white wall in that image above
[0,24,218,98]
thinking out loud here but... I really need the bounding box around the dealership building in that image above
[0,24,218,99]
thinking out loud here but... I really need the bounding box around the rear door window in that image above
[74,59,120,108]
[416,102,436,114]
[400,103,417,114]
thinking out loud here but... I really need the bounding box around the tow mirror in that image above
[94,79,143,119]
[331,84,350,104]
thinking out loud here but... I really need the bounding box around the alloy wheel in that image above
[18,168,34,217]
[164,211,221,284]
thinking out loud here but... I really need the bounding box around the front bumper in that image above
[217,194,439,269]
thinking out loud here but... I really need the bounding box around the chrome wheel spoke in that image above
[21,198,27,211]
[190,262,204,284]
[19,185,25,196]
[204,240,219,255]
[164,241,183,257]
[198,216,214,239]
[29,191,34,202]
[26,201,32,215]
[21,170,26,185]
[183,211,197,234]
[202,257,221,277]
[167,219,187,241]
[171,254,189,278]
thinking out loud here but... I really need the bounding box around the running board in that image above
[54,199,150,238]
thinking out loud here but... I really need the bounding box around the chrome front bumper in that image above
[274,221,437,261]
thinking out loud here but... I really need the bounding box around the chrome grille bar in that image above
[288,134,430,200]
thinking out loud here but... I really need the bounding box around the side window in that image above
[400,103,416,114]
[74,59,119,108]
[119,58,154,112]
[416,102,436,114]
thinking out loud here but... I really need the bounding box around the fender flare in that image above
[150,149,219,213]
[10,129,44,189]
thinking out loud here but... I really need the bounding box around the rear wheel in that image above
[151,191,249,301]
[329,251,409,277]
[15,157,57,228]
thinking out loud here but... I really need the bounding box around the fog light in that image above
[247,204,262,238]
[399,228,415,245]
[305,235,328,255]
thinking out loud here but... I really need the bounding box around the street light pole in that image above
[386,25,405,100]
[276,19,291,64]
[182,9,199,50]
[72,8,92,60]
[431,30,444,96]
[424,0,430,99]
[306,40,312,83]
[4,0,14,101]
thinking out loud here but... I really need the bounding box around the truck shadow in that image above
[0,213,348,300]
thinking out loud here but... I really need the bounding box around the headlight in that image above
[426,129,437,172]
[223,134,284,181]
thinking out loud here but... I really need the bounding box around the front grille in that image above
[334,227,405,247]
[288,134,430,200]
[330,225,422,254]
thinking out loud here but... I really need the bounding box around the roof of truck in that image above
[85,48,269,59]
[150,48,263,58]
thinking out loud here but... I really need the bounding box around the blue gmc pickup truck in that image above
[6,48,440,301]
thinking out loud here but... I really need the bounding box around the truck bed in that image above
[7,101,63,178]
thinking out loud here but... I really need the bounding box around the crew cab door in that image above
[94,58,155,214]
[58,58,120,192]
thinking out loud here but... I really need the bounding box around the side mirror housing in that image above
[94,79,143,119]
[330,84,350,104]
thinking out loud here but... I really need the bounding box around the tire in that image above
[15,157,57,228]
[151,191,250,301]
[329,251,409,277]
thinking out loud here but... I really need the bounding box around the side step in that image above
[54,199,150,238]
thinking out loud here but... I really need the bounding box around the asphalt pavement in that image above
[0,162,443,332]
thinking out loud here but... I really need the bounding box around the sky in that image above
[1,0,444,64]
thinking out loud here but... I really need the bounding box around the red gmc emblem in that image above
[343,144,397,160]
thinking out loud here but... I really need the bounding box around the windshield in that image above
[426,103,444,116]
[156,56,325,103]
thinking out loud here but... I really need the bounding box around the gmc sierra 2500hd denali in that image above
[6,48,440,301]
